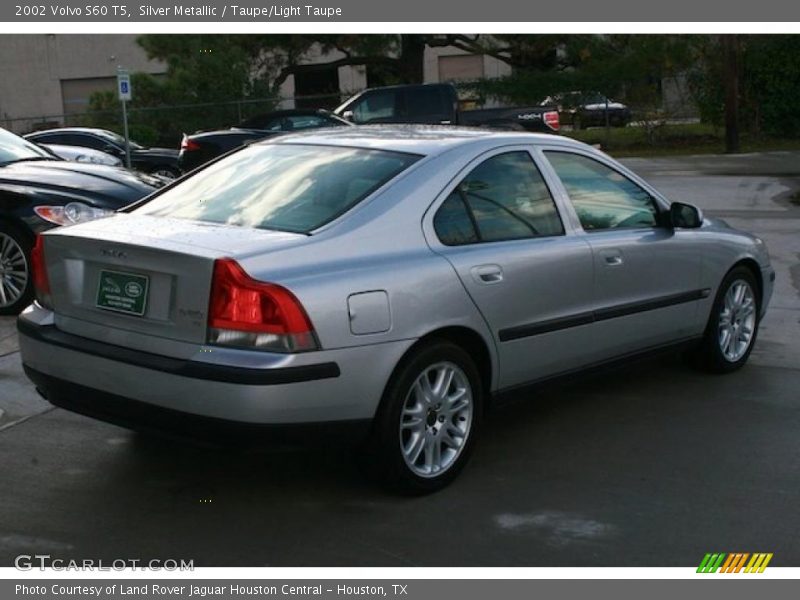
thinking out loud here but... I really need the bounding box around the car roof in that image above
[26,127,112,137]
[268,124,591,156]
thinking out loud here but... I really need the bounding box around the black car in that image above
[0,128,161,314]
[179,109,350,172]
[539,91,632,130]
[25,128,181,179]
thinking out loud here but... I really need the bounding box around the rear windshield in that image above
[134,144,420,233]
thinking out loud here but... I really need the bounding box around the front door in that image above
[542,149,706,359]
[427,148,597,390]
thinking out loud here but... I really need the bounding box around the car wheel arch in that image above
[729,258,764,307]
[0,214,34,242]
[381,326,495,412]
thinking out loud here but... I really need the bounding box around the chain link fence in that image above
[3,82,705,154]
[3,92,347,147]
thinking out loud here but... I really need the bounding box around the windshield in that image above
[96,129,143,150]
[0,128,55,164]
[134,144,421,233]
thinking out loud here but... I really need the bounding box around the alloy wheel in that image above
[718,279,757,362]
[0,232,28,309]
[399,361,473,478]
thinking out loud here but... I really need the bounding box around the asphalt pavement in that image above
[1,151,798,567]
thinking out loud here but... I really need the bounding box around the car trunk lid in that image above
[42,214,306,347]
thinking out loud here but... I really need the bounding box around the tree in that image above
[722,35,740,153]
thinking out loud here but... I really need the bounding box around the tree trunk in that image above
[722,35,740,154]
[398,35,426,84]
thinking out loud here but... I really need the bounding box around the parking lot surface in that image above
[1,151,799,566]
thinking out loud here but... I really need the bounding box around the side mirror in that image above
[670,202,703,229]
[341,110,355,123]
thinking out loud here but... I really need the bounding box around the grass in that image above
[563,122,800,157]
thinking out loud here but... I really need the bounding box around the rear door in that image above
[425,147,597,390]
[540,148,706,358]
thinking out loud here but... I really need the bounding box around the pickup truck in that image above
[334,83,560,133]
[179,84,559,173]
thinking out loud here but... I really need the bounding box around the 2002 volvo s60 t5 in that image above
[18,127,774,492]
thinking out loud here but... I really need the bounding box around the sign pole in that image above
[121,97,131,169]
[116,67,132,169]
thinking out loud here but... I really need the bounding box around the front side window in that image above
[544,151,659,231]
[135,144,420,233]
[77,134,108,150]
[434,151,564,245]
[352,91,396,123]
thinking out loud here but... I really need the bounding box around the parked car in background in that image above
[539,92,631,129]
[0,127,161,314]
[178,109,351,172]
[40,143,123,167]
[25,128,181,178]
[19,127,773,492]
[334,83,560,133]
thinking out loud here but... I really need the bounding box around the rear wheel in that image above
[694,266,760,373]
[0,222,33,315]
[362,340,482,494]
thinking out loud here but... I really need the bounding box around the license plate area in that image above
[95,269,149,316]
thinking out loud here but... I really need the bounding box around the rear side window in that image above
[404,88,450,117]
[135,144,420,233]
[544,151,659,231]
[434,151,564,245]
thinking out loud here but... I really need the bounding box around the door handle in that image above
[471,264,504,284]
[605,255,623,266]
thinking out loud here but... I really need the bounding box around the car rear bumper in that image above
[18,309,412,430]
[24,365,370,445]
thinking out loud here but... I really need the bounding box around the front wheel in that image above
[150,166,180,179]
[0,222,33,315]
[362,340,483,494]
[694,266,760,373]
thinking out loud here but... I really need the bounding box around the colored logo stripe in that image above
[697,553,773,573]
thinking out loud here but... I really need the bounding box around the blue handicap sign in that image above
[120,82,129,93]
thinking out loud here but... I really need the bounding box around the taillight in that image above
[31,235,52,308]
[207,258,318,353]
[543,111,560,132]
[180,134,201,152]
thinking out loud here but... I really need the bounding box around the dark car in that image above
[178,109,350,172]
[334,83,560,133]
[0,128,161,314]
[540,91,631,130]
[25,128,181,179]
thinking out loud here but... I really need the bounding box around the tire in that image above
[0,222,34,316]
[150,166,180,179]
[361,340,483,494]
[693,266,760,373]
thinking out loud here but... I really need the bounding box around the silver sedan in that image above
[18,127,774,492]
